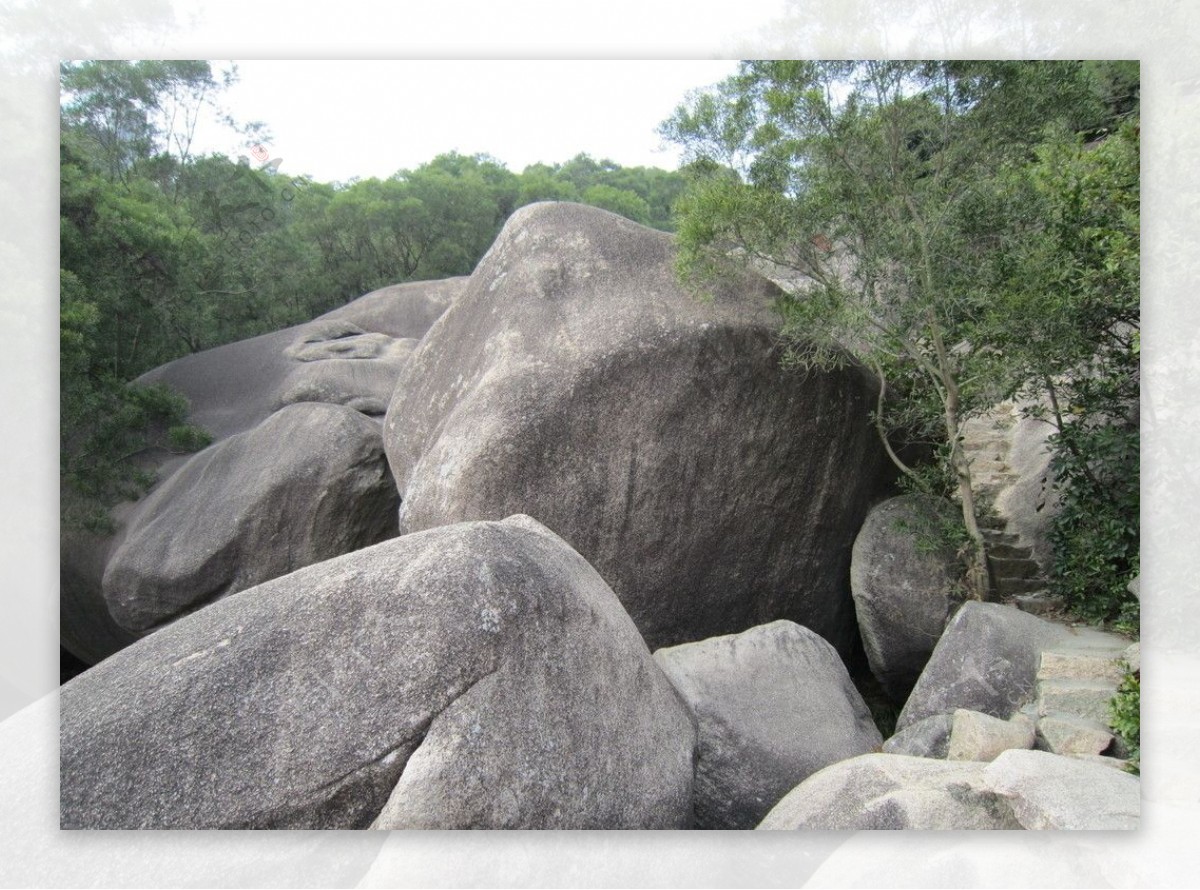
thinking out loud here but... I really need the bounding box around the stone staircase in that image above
[1025,636,1136,766]
[960,403,1063,614]
[961,401,1135,767]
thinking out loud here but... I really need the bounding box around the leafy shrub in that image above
[1109,664,1140,774]
[167,424,213,452]
[1047,411,1139,629]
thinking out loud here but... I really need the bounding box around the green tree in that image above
[660,60,1122,601]
[985,123,1140,624]
[59,62,254,530]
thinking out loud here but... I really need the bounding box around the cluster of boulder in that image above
[59,203,1138,830]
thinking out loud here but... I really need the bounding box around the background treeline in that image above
[60,60,687,531]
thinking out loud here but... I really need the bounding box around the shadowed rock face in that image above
[62,279,462,664]
[385,202,895,653]
[850,494,961,703]
[62,516,696,830]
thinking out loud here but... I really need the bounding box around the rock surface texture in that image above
[62,516,696,830]
[384,202,893,652]
[849,494,961,702]
[983,749,1140,829]
[757,747,1139,831]
[139,279,461,442]
[653,620,881,829]
[756,754,1021,830]
[946,709,1036,762]
[881,714,954,759]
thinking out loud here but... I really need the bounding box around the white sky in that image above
[191,60,742,183]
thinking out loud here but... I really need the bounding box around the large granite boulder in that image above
[384,202,895,652]
[316,277,463,340]
[653,620,881,829]
[756,753,1021,830]
[62,279,461,663]
[102,403,399,633]
[62,516,696,829]
[849,494,961,702]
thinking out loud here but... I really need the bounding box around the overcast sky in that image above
[191,60,741,183]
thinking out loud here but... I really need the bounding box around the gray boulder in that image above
[62,516,696,830]
[882,714,953,759]
[653,620,881,829]
[756,754,1020,830]
[385,202,894,652]
[895,602,1065,732]
[102,403,399,633]
[983,749,1139,829]
[850,494,961,701]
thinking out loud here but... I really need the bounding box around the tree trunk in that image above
[948,413,994,602]
[930,315,993,601]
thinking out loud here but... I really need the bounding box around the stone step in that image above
[975,483,1015,501]
[1037,678,1120,723]
[987,542,1034,560]
[983,535,1033,558]
[1038,650,1125,683]
[978,513,1010,532]
[961,433,1008,449]
[981,528,1019,543]
[988,555,1040,581]
[968,455,1012,472]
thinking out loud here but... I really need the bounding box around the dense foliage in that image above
[1110,662,1141,774]
[661,61,1139,618]
[59,60,687,531]
[984,124,1141,627]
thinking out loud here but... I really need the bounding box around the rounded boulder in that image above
[385,202,894,653]
[63,516,696,829]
